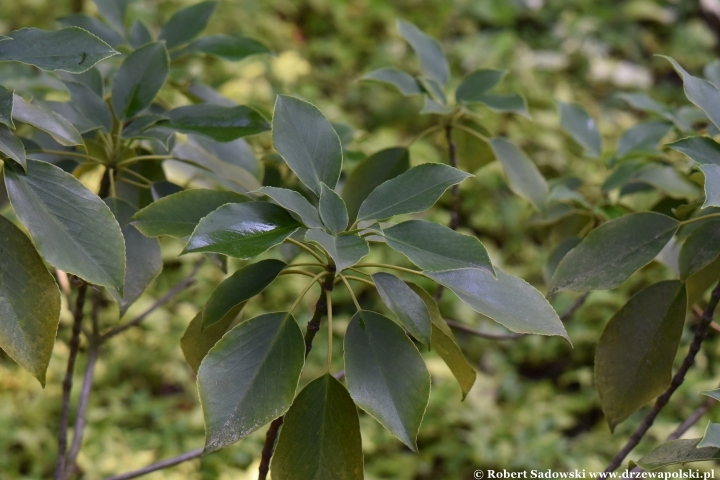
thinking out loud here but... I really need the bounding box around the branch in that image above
[445,124,460,231]
[54,283,88,480]
[100,260,203,342]
[560,292,590,322]
[101,448,204,480]
[604,280,720,473]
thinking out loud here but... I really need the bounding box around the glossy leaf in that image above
[183,202,301,258]
[198,312,305,453]
[272,95,343,195]
[95,0,131,32]
[202,259,285,330]
[0,215,61,386]
[0,125,26,170]
[595,281,687,430]
[427,268,569,340]
[383,220,493,273]
[616,120,672,158]
[305,230,369,271]
[181,34,271,61]
[4,160,125,290]
[361,68,422,96]
[550,212,679,292]
[271,375,363,480]
[163,104,270,142]
[0,85,13,128]
[64,80,112,131]
[558,102,601,157]
[637,439,720,470]
[12,94,83,146]
[667,136,720,166]
[131,189,247,238]
[158,1,218,50]
[112,42,169,120]
[397,20,448,86]
[679,221,720,280]
[455,69,504,103]
[662,56,720,131]
[357,163,471,222]
[257,186,323,229]
[372,273,432,346]
[181,306,241,373]
[341,147,409,223]
[344,311,430,450]
[58,14,125,48]
[319,183,348,234]
[700,164,720,208]
[489,137,548,210]
[0,27,118,73]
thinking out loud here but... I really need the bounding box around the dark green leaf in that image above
[179,34,271,61]
[272,95,343,195]
[616,120,672,158]
[595,281,686,430]
[0,215,61,387]
[489,138,548,210]
[163,104,269,142]
[700,164,720,208]
[427,268,569,340]
[679,221,720,280]
[173,144,261,192]
[662,56,720,131]
[420,96,452,114]
[305,230,369,271]
[344,310,430,450]
[397,20,449,86]
[558,102,602,157]
[129,20,153,48]
[58,14,125,48]
[183,202,301,258]
[418,76,446,104]
[122,113,167,139]
[35,100,96,134]
[341,147,409,223]
[95,0,131,33]
[455,69,504,103]
[181,306,242,373]
[257,186,323,229]
[361,68,422,96]
[198,312,305,453]
[4,160,125,290]
[202,259,285,330]
[634,164,699,199]
[667,136,720,166]
[357,163,471,222]
[271,374,363,480]
[0,125,26,170]
[475,93,529,117]
[12,94,83,146]
[703,388,720,401]
[0,27,118,73]
[637,439,720,470]
[545,237,581,283]
[112,42,169,120]
[383,220,493,273]
[65,65,104,96]
[550,212,679,292]
[190,135,261,178]
[319,183,348,234]
[372,272,432,346]
[158,1,218,50]
[0,85,14,128]
[699,423,720,448]
[64,80,112,131]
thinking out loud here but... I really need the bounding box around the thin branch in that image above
[102,448,204,480]
[445,124,460,231]
[604,280,720,473]
[284,237,326,263]
[560,292,590,322]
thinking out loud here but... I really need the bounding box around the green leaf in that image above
[667,136,720,166]
[131,188,247,238]
[420,96,452,115]
[595,281,687,430]
[272,95,343,196]
[58,14,126,48]
[357,163,471,222]
[257,186,323,229]
[616,120,672,158]
[64,80,112,131]
[550,212,679,292]
[12,94,83,146]
[0,84,14,128]
[163,104,270,142]
[202,259,285,330]
[190,135,261,179]
[679,221,720,280]
[158,0,218,50]
[0,27,118,73]
[0,124,26,170]
[0,215,61,387]
[271,374,363,480]
[418,76,447,104]
[181,306,241,373]
[179,34,271,61]
[455,69,505,103]
[637,439,720,470]
[700,164,720,208]
[383,220,493,273]
[475,93,529,117]
[198,312,305,453]
[489,137,548,210]
[698,423,720,448]
[344,310,430,450]
[545,237,581,283]
[319,183,348,234]
[95,0,131,33]
[662,56,720,131]
[397,20,449,86]
[703,388,720,401]
[305,230,369,271]
[183,202,301,258]
[361,68,422,96]
[105,198,162,316]
[129,20,153,48]
[112,42,169,120]
[634,164,699,199]
[372,273,432,346]
[427,268,569,340]
[558,102,602,157]
[173,144,261,193]
[4,160,125,290]
[36,100,97,134]
[341,147,409,224]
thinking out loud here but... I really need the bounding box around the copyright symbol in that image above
[474,471,484,479]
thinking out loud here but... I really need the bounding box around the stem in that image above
[284,238,326,263]
[337,275,375,288]
[258,419,284,480]
[667,396,716,441]
[288,272,329,314]
[408,124,443,147]
[452,122,490,142]
[679,212,720,226]
[54,283,88,480]
[278,269,320,279]
[108,168,117,198]
[326,290,333,371]
[102,448,204,480]
[116,154,175,167]
[445,124,460,231]
[604,280,720,473]
[560,292,590,322]
[287,263,326,269]
[339,274,362,311]
[354,263,426,277]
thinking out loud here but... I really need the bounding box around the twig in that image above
[102,448,204,480]
[604,280,720,473]
[100,260,203,342]
[54,283,88,480]
[560,292,590,322]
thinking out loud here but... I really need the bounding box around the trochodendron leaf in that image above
[12,94,83,146]
[0,124,26,170]
[181,306,242,373]
[361,68,422,96]
[455,69,504,104]
[637,439,720,470]
[698,423,720,449]
[179,34,271,61]
[662,55,720,132]
[112,42,169,120]
[397,20,449,86]
[558,102,602,157]
[700,164,720,208]
[256,186,323,229]
[158,0,218,50]
[667,136,720,166]
[489,137,548,211]
[372,272,432,346]
[163,104,270,142]
[319,183,348,234]
[0,85,13,128]
[305,230,369,271]
[679,220,720,280]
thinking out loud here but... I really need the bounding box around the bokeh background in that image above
[3,0,720,478]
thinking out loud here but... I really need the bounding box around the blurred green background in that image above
[3,0,720,478]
